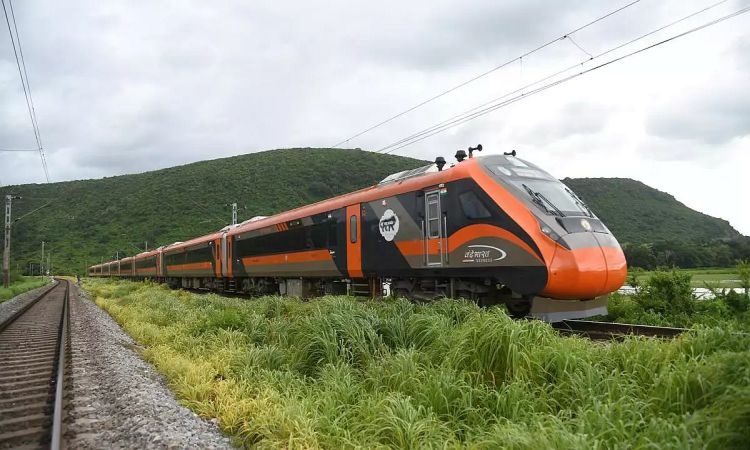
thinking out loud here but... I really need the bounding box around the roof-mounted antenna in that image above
[455,149,467,162]
[468,144,482,158]
[435,156,446,171]
[503,150,517,156]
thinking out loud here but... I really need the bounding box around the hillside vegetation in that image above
[564,177,739,244]
[1,148,423,274]
[1,148,744,273]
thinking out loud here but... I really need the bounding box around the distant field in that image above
[630,268,742,288]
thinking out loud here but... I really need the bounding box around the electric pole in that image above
[41,241,45,277]
[232,203,238,225]
[3,194,21,288]
[47,252,51,276]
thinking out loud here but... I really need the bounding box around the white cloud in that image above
[1,0,748,234]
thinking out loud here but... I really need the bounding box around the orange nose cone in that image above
[602,246,628,293]
[542,245,627,300]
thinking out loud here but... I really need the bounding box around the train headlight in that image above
[540,223,560,241]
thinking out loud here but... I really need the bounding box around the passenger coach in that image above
[90,148,627,319]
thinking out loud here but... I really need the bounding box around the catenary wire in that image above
[566,35,594,58]
[2,0,49,182]
[377,0,736,154]
[329,0,644,148]
[379,4,750,154]
[9,0,42,149]
[377,0,732,153]
[9,0,49,182]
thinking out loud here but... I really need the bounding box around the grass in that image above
[84,278,750,449]
[0,276,48,302]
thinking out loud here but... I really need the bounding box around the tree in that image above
[737,259,750,299]
[623,244,656,270]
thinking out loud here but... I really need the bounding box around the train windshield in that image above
[514,179,593,217]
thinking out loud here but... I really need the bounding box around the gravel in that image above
[64,283,236,449]
[0,278,56,325]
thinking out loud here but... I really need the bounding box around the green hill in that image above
[1,148,423,274]
[1,148,744,274]
[563,178,740,244]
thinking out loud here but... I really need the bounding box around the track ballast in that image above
[0,279,69,449]
[552,319,688,340]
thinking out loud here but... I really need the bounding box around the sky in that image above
[1,0,749,234]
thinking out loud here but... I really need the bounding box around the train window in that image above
[350,215,357,243]
[459,191,491,219]
[328,220,338,246]
[310,223,327,248]
[428,202,438,219]
[428,218,440,238]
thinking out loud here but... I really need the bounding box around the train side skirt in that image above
[529,295,608,322]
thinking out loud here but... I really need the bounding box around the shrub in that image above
[635,269,694,315]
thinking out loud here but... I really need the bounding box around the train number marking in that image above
[462,244,506,263]
[379,209,400,242]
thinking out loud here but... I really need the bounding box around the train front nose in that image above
[541,229,627,300]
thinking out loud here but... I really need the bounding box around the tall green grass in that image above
[86,279,750,449]
[0,276,48,302]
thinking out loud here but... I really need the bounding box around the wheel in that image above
[392,288,409,299]
[506,298,532,318]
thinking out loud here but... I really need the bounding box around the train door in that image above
[220,232,228,277]
[424,190,444,266]
[157,249,164,278]
[346,204,363,278]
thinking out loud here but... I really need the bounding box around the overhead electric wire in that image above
[566,35,594,59]
[2,0,50,182]
[378,0,742,154]
[329,0,644,148]
[0,148,39,152]
[377,0,731,153]
[8,0,43,149]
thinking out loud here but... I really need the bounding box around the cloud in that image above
[512,101,614,146]
[645,88,750,148]
[351,0,662,70]
[0,0,748,234]
[731,37,750,71]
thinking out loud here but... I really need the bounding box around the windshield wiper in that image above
[522,183,550,213]
[535,191,565,217]
[522,183,565,217]
[564,187,593,217]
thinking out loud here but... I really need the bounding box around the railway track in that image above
[0,279,69,449]
[552,319,688,340]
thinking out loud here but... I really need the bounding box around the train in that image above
[89,147,627,320]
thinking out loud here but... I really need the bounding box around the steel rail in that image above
[552,319,688,339]
[50,279,69,450]
[0,277,57,333]
[0,278,68,448]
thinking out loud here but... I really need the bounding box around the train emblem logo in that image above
[462,244,506,263]
[379,209,400,242]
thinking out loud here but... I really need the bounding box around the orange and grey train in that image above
[89,150,627,319]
